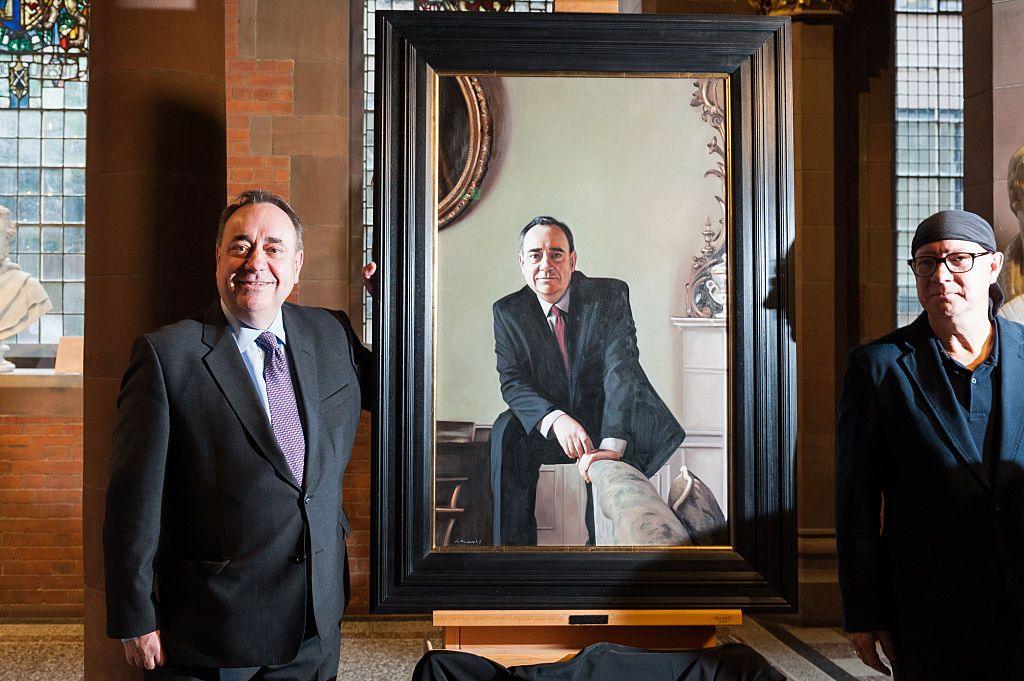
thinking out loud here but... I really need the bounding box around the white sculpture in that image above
[0,206,52,371]
[999,146,1024,321]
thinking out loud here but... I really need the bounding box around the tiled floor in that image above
[0,618,892,681]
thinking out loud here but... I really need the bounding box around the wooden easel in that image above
[433,609,743,667]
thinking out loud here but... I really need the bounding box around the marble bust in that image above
[0,206,52,370]
[998,145,1024,321]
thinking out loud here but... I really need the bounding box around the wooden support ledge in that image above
[433,609,743,667]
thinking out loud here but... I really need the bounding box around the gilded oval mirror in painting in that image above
[437,75,492,228]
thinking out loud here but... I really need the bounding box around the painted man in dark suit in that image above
[103,190,371,680]
[837,210,1024,680]
[490,216,687,546]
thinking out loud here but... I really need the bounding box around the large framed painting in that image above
[372,11,796,612]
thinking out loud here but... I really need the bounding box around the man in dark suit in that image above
[490,216,687,546]
[103,190,371,680]
[837,210,1024,680]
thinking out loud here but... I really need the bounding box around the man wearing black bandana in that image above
[836,210,1024,680]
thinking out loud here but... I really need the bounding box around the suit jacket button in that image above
[987,556,999,567]
[304,495,312,504]
[993,502,1001,512]
[289,554,306,564]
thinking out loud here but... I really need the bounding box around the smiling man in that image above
[836,210,1024,680]
[489,216,687,546]
[103,190,372,681]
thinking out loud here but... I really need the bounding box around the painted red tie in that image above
[256,331,306,486]
[550,305,569,373]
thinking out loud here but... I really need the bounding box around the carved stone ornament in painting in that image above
[686,78,728,319]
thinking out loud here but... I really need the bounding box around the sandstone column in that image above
[962,0,1024,245]
[84,1,225,677]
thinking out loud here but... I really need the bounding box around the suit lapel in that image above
[995,317,1024,475]
[201,302,301,492]
[566,273,590,396]
[283,306,322,494]
[897,315,989,490]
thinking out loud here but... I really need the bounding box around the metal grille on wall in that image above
[1,1,89,345]
[361,0,553,343]
[894,0,963,327]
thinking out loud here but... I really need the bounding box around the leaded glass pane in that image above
[39,313,61,343]
[42,281,61,312]
[64,314,83,336]
[41,253,61,280]
[65,226,83,253]
[41,225,61,252]
[64,282,83,313]
[41,168,60,194]
[0,138,15,164]
[2,0,90,345]
[64,253,83,280]
[894,2,962,327]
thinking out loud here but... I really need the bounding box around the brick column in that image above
[224,0,365,611]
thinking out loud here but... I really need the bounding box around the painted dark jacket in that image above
[491,271,685,479]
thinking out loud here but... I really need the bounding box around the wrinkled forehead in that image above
[913,238,987,257]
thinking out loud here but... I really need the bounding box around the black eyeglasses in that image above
[907,251,994,277]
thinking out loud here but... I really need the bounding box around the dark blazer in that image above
[103,301,371,669]
[491,271,684,478]
[836,313,1024,673]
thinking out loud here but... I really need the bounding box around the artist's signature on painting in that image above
[453,539,482,545]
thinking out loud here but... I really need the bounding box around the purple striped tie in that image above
[256,331,306,486]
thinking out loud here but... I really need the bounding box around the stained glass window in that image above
[1,1,89,345]
[361,0,553,344]
[894,0,962,327]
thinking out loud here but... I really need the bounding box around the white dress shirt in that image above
[220,300,288,420]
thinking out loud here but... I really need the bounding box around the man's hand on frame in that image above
[362,261,378,300]
[122,630,165,670]
[551,414,593,460]
[576,448,622,483]
[849,630,895,676]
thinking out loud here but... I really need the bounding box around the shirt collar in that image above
[931,317,1000,370]
[220,299,287,352]
[537,287,571,318]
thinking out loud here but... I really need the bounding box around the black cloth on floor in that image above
[411,642,784,681]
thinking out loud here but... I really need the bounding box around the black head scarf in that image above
[911,209,1004,314]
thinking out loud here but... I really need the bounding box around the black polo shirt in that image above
[934,320,1000,473]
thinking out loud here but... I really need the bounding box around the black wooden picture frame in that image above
[371,11,796,613]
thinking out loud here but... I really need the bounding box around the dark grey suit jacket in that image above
[103,301,371,668]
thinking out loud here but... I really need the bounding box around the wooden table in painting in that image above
[435,441,492,547]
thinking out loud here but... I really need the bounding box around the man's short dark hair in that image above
[217,189,304,250]
[519,216,574,253]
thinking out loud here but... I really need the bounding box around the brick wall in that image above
[0,414,83,618]
[224,0,370,613]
